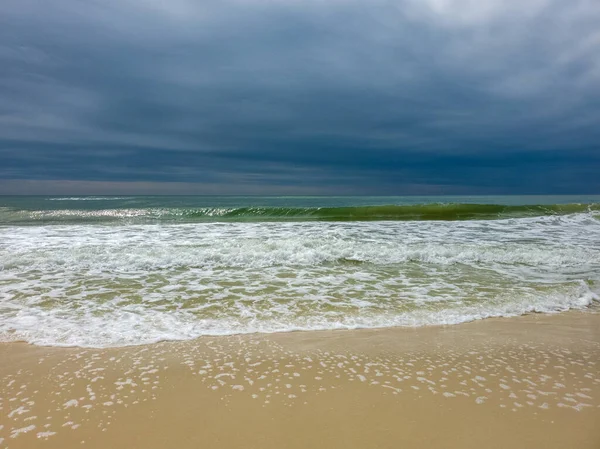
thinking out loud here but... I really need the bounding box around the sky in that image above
[1,0,599,195]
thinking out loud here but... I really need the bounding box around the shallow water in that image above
[1,195,599,347]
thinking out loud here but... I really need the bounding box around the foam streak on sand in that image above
[1,313,599,449]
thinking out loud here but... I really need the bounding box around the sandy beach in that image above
[1,310,599,449]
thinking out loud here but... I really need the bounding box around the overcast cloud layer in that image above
[1,0,599,194]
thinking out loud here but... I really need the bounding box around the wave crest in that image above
[1,203,599,224]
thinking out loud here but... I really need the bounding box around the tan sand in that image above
[1,311,600,449]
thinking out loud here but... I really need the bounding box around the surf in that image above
[1,202,599,224]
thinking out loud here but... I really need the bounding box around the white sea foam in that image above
[0,214,599,347]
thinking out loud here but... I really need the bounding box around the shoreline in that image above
[3,301,599,349]
[1,310,600,448]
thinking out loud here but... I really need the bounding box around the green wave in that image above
[1,203,599,224]
[208,203,600,221]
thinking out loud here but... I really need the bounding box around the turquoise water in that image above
[1,195,599,347]
[1,195,600,224]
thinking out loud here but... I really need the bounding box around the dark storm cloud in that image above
[0,0,599,194]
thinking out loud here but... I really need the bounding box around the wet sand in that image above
[1,311,600,449]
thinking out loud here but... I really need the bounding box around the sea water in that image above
[0,195,599,347]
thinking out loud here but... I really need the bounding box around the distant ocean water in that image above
[1,195,599,347]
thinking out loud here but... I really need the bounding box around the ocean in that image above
[1,195,599,347]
